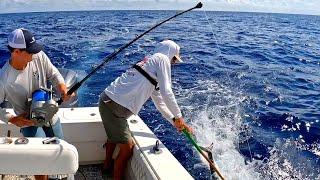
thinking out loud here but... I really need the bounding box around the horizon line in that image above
[1,9,319,17]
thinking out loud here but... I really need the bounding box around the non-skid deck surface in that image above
[1,165,109,180]
[75,164,107,180]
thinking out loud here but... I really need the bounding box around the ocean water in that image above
[1,10,320,180]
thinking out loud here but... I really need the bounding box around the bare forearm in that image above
[57,83,75,102]
[57,83,68,95]
[8,113,34,127]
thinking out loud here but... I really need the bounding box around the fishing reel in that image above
[29,86,59,127]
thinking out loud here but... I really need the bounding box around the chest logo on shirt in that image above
[33,71,39,80]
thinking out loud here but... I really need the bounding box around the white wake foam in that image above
[177,79,260,180]
[177,79,320,179]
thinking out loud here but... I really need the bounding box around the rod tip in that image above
[195,2,203,9]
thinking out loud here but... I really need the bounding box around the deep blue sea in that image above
[1,10,320,180]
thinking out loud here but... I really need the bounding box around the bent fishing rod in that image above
[57,2,203,104]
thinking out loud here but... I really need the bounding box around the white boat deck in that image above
[0,107,194,180]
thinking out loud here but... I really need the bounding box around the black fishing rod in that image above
[57,2,203,104]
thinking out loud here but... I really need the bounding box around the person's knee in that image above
[52,126,64,139]
[50,120,64,139]
[118,141,134,158]
[120,139,134,148]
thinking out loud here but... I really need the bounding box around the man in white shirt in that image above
[99,40,193,180]
[0,28,71,180]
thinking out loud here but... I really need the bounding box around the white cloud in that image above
[0,0,319,15]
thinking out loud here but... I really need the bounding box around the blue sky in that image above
[0,0,319,15]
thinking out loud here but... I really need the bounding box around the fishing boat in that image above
[0,107,194,180]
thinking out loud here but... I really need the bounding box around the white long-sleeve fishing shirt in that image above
[104,41,182,124]
[0,51,65,123]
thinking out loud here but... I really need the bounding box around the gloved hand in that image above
[173,117,193,134]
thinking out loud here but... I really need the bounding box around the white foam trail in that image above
[177,79,320,179]
[178,79,261,180]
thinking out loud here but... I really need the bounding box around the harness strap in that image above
[133,64,159,90]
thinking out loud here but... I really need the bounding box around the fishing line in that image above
[196,10,218,147]
[201,7,255,166]
[200,9,225,153]
[202,10,222,58]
